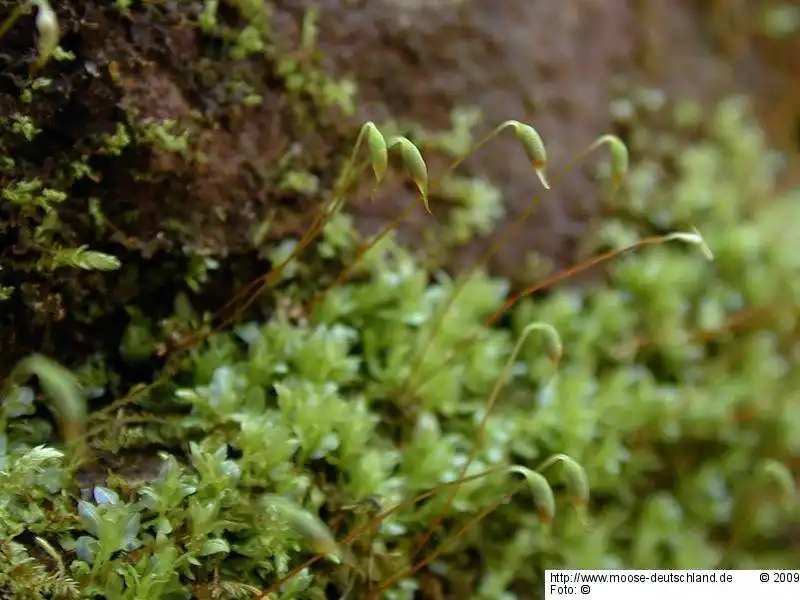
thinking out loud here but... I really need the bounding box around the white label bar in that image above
[545,570,800,600]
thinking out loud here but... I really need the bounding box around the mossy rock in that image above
[1,0,358,372]
[3,1,799,377]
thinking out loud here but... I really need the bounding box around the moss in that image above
[2,0,799,597]
[2,95,799,598]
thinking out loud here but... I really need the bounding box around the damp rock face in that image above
[0,0,797,368]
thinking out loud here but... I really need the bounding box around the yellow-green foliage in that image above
[1,98,798,599]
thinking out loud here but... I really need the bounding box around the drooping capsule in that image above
[508,465,556,524]
[388,136,430,213]
[362,121,388,187]
[501,120,550,190]
[590,134,629,191]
